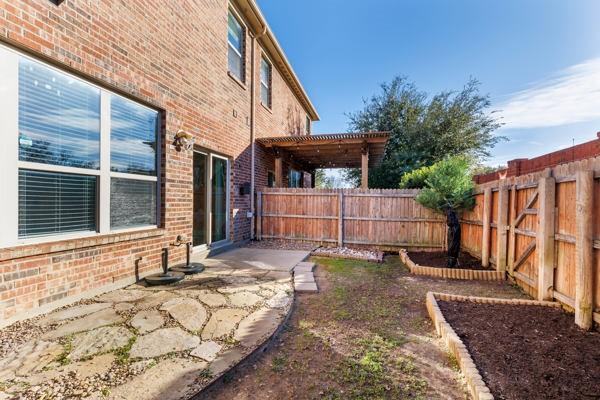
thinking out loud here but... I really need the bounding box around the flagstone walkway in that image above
[0,261,294,400]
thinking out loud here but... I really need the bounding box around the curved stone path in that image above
[0,266,293,400]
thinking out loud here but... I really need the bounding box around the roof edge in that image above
[233,0,320,121]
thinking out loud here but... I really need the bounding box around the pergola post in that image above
[361,143,369,189]
[274,149,283,188]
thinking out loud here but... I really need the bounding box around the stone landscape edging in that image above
[400,249,504,280]
[190,291,296,399]
[311,249,384,263]
[426,291,561,400]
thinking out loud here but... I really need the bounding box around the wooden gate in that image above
[507,185,539,298]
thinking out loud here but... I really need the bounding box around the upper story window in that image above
[260,57,272,108]
[0,46,160,246]
[306,116,311,135]
[227,11,245,82]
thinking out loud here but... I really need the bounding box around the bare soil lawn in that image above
[204,255,527,400]
[408,251,491,270]
[438,301,600,400]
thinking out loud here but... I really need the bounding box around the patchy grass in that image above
[55,335,74,366]
[114,336,137,365]
[207,254,526,400]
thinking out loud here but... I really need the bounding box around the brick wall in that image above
[475,134,600,184]
[0,0,315,322]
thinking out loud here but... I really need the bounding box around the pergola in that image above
[256,132,390,188]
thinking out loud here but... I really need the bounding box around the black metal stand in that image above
[145,248,185,286]
[169,242,205,274]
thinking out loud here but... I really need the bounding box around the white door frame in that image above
[192,150,230,252]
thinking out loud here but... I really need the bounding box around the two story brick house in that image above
[0,0,319,324]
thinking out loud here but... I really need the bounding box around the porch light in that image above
[174,129,194,151]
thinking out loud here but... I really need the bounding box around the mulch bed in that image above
[438,300,600,400]
[408,251,490,270]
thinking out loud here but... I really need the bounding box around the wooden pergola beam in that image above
[361,143,369,189]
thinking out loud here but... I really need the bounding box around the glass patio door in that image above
[193,152,208,247]
[211,156,228,243]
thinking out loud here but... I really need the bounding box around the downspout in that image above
[250,24,267,240]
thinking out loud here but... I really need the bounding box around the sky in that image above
[257,0,600,168]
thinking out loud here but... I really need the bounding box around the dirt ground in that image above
[408,251,490,270]
[205,255,527,400]
[439,301,600,400]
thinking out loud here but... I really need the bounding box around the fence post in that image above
[256,191,262,241]
[338,192,344,247]
[575,170,593,329]
[496,185,509,274]
[536,174,555,301]
[507,183,517,274]
[481,187,492,267]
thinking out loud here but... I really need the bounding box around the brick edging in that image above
[399,249,504,280]
[426,292,561,400]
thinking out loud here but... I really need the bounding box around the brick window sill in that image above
[0,228,166,262]
[260,102,273,114]
[227,71,247,90]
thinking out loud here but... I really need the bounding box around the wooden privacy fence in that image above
[461,157,600,330]
[256,188,446,250]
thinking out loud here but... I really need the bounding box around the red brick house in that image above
[0,0,321,325]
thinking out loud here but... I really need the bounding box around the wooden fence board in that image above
[259,188,445,250]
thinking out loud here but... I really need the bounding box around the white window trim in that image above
[0,44,161,249]
[209,153,231,246]
[227,9,245,81]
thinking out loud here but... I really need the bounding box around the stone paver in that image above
[0,340,63,380]
[234,308,282,348]
[194,290,228,307]
[1,247,296,400]
[228,291,263,307]
[160,297,207,332]
[267,291,292,309]
[294,282,318,292]
[69,326,134,360]
[43,308,123,339]
[129,328,200,359]
[201,308,248,340]
[130,310,164,334]
[96,289,147,303]
[135,290,179,309]
[190,341,222,362]
[114,303,134,312]
[106,358,207,400]
[294,261,316,273]
[37,303,112,326]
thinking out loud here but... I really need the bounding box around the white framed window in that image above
[288,169,302,188]
[0,45,160,248]
[260,57,272,108]
[227,11,245,82]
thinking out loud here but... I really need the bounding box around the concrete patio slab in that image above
[199,247,310,272]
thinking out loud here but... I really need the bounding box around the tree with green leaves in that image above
[344,77,503,188]
[401,156,475,267]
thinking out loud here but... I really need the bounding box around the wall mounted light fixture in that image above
[174,129,193,151]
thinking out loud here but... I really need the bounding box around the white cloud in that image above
[497,57,600,129]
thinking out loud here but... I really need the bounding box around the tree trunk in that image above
[446,209,461,268]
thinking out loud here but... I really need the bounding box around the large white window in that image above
[227,11,245,82]
[0,46,160,247]
[260,57,272,108]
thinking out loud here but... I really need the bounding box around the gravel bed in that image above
[311,246,384,262]
[244,239,317,251]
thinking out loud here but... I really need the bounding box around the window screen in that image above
[18,169,97,238]
[18,57,100,169]
[110,178,157,229]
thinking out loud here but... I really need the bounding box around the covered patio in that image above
[256,132,390,188]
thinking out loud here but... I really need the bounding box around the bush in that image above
[415,156,475,213]
[399,164,436,189]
